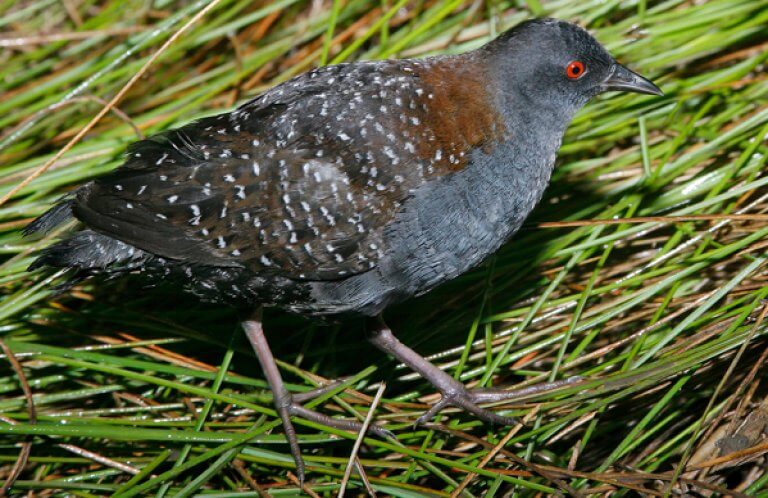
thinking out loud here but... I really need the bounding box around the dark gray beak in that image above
[602,63,663,96]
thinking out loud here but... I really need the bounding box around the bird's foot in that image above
[243,315,391,485]
[415,377,583,426]
[366,317,582,428]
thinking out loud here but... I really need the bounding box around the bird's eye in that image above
[566,60,586,80]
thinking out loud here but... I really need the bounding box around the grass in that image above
[1,0,768,496]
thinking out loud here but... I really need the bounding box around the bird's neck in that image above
[498,88,572,153]
[425,51,571,169]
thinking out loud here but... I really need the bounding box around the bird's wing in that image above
[74,58,504,280]
[73,63,417,279]
[74,142,388,277]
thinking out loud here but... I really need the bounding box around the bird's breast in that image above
[378,140,555,297]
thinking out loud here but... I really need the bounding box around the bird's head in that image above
[483,18,662,124]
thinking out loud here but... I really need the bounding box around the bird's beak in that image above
[602,63,663,96]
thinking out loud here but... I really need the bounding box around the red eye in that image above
[566,60,585,80]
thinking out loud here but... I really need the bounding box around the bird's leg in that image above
[242,311,391,484]
[367,317,580,426]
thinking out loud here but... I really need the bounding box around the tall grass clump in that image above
[1,0,768,496]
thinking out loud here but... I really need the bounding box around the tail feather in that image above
[28,230,149,273]
[23,199,75,236]
[26,194,152,275]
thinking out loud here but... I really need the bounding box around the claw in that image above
[374,426,397,440]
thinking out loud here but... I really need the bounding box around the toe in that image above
[371,425,397,439]
[415,397,450,426]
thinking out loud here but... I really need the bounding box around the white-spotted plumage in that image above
[46,51,512,297]
[26,18,650,319]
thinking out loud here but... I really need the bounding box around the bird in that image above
[25,18,662,482]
